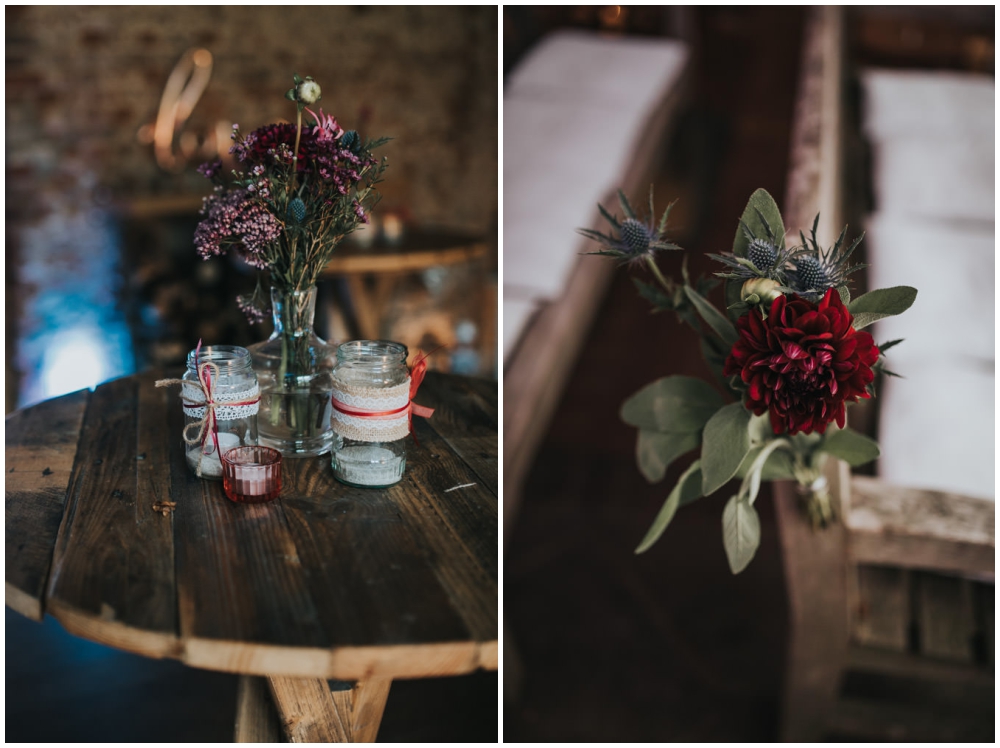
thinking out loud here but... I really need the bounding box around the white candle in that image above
[187,431,242,479]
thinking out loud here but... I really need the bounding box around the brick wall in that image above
[5,6,498,409]
[6,5,498,227]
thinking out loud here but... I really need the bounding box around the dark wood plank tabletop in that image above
[6,370,498,681]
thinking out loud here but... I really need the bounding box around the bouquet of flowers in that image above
[579,188,917,573]
[194,74,389,456]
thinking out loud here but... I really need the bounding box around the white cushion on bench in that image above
[861,68,994,141]
[862,69,995,223]
[869,137,994,223]
[506,29,689,109]
[503,31,688,301]
[866,213,994,364]
[503,297,540,364]
[876,360,995,502]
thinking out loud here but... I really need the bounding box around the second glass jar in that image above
[330,340,410,487]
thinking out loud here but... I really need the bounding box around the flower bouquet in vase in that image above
[579,188,917,573]
[195,74,388,456]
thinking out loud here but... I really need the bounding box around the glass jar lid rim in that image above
[337,339,408,359]
[186,344,253,366]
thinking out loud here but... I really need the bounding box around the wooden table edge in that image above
[36,596,498,679]
[320,241,489,275]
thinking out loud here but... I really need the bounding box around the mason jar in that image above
[181,345,260,480]
[330,340,409,488]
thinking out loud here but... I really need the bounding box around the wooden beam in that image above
[268,676,353,743]
[349,677,391,743]
[847,477,995,578]
[234,675,284,743]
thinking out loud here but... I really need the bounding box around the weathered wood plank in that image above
[169,393,333,667]
[848,477,994,578]
[393,416,499,657]
[276,457,473,656]
[235,675,284,743]
[268,676,352,742]
[5,389,90,620]
[774,456,850,743]
[350,677,391,743]
[832,696,993,742]
[46,377,179,657]
[914,572,976,662]
[846,643,994,687]
[976,583,993,666]
[418,372,498,497]
[851,566,909,651]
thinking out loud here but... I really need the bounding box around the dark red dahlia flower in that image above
[723,288,879,435]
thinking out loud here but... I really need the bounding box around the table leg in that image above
[258,675,392,743]
[234,675,283,742]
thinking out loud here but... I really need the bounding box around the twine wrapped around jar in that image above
[156,344,260,478]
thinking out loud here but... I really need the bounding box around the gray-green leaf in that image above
[722,495,761,574]
[701,402,751,495]
[848,286,917,329]
[727,189,786,316]
[737,444,797,481]
[635,460,703,554]
[620,376,724,433]
[820,427,880,466]
[684,285,738,348]
[636,430,701,483]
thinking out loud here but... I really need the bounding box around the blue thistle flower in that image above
[578,187,682,265]
[340,130,359,152]
[288,197,306,223]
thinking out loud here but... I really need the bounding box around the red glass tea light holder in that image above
[221,446,282,503]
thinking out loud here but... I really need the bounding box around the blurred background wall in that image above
[6,5,498,412]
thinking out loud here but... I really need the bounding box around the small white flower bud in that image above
[296,80,321,105]
[741,277,782,305]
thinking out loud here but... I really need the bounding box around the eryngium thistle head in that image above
[577,188,682,265]
[619,218,655,255]
[748,238,778,271]
[792,255,827,292]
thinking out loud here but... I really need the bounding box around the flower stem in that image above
[291,108,302,194]
[646,255,673,295]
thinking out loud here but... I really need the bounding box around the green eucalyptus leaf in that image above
[722,494,761,574]
[684,285,738,348]
[820,427,880,467]
[848,286,917,329]
[635,460,702,554]
[633,278,672,309]
[727,189,785,319]
[636,430,700,483]
[701,402,752,495]
[737,444,797,481]
[620,376,724,433]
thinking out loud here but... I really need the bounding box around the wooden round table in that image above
[5,370,498,742]
[319,230,492,350]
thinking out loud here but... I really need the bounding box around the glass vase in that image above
[248,286,336,457]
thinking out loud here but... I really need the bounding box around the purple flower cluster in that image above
[228,110,376,196]
[194,188,281,266]
[236,293,268,325]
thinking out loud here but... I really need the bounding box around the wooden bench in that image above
[775,7,995,742]
[502,29,691,536]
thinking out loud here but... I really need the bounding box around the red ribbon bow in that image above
[407,350,436,442]
[329,348,436,444]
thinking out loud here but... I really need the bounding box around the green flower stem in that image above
[290,107,303,194]
[646,255,673,295]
